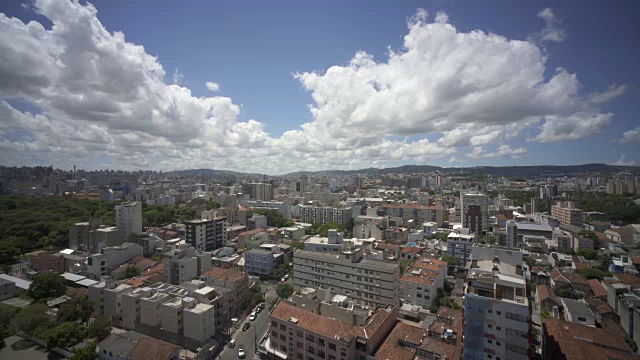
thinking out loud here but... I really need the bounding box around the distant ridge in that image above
[166,163,638,178]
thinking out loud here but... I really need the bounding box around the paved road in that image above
[219,303,271,360]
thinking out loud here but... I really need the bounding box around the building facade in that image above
[115,201,143,243]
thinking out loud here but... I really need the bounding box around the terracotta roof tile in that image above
[374,322,422,360]
[588,279,607,298]
[542,319,639,360]
[127,337,180,360]
[537,284,558,304]
[203,266,246,282]
[401,246,421,255]
[615,273,640,289]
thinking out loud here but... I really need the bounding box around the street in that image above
[219,283,275,360]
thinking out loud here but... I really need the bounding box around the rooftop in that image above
[202,266,245,282]
[374,321,423,360]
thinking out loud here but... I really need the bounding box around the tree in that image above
[10,304,53,337]
[575,267,611,281]
[45,322,86,349]
[121,266,140,279]
[318,222,344,237]
[441,254,460,268]
[70,342,97,360]
[576,247,597,260]
[87,318,112,340]
[58,296,94,323]
[540,310,552,319]
[250,284,265,307]
[625,336,638,352]
[289,241,305,251]
[206,201,221,210]
[276,283,294,299]
[28,272,66,300]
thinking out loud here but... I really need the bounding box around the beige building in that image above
[267,298,397,360]
[399,258,447,309]
[379,204,445,228]
[293,244,400,308]
[551,202,584,227]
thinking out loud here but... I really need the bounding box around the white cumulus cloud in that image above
[612,154,637,166]
[620,127,640,143]
[0,3,625,173]
[466,145,528,159]
[206,81,220,92]
[529,8,567,43]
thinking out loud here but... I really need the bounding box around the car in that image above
[228,339,235,348]
[238,345,245,359]
[242,323,251,331]
[249,313,256,321]
[284,274,289,279]
[256,306,263,314]
[280,277,286,283]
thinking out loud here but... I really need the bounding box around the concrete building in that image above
[0,277,18,301]
[299,205,354,227]
[379,204,445,228]
[267,298,397,360]
[617,291,640,351]
[304,230,372,253]
[69,218,102,251]
[247,214,267,230]
[244,247,284,276]
[163,245,211,285]
[87,242,144,279]
[248,182,274,201]
[460,193,489,233]
[238,200,291,218]
[447,229,476,264]
[353,215,387,240]
[201,267,250,326]
[464,250,530,360]
[184,216,226,252]
[115,201,142,244]
[399,257,447,309]
[293,244,400,308]
[552,202,584,227]
[506,221,553,249]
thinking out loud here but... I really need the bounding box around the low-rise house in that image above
[537,284,560,313]
[606,227,635,246]
[561,298,595,327]
[588,279,608,300]
[97,331,181,360]
[542,319,639,360]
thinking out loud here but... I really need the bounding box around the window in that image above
[578,316,587,322]
[272,321,277,327]
[488,339,492,344]
[297,341,303,349]
[496,326,501,331]
[280,324,286,331]
[505,344,528,355]
[306,334,315,342]
[329,343,336,351]
[318,338,326,347]
[506,312,528,322]
[307,346,315,354]
[488,309,492,313]
[297,330,303,337]
[496,341,501,346]
[488,324,492,329]
[496,311,501,315]
[280,334,286,341]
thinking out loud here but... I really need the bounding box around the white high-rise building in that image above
[115,201,142,243]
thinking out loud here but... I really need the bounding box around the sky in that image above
[0,0,639,175]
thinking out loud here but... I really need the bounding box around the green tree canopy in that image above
[28,272,66,300]
[45,322,86,349]
[276,283,294,299]
[10,304,54,337]
[247,209,294,228]
[250,284,264,307]
[69,342,97,360]
[88,318,112,341]
[58,296,94,323]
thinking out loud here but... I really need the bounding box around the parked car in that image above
[238,345,245,359]
[284,274,289,280]
[249,312,257,321]
[228,339,235,348]
[242,323,251,331]
[256,306,263,314]
[280,277,286,283]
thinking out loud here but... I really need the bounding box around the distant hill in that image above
[168,163,637,178]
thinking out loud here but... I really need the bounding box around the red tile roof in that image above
[615,273,640,289]
[203,266,246,282]
[374,322,423,360]
[270,300,395,342]
[588,279,607,298]
[537,284,558,304]
[128,337,180,360]
[542,319,639,360]
[401,246,421,255]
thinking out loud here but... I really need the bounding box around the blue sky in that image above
[0,0,638,173]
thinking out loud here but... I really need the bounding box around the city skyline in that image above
[1,0,639,175]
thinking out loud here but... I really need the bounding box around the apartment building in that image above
[353,215,387,240]
[506,221,553,249]
[399,257,447,308]
[201,266,250,323]
[460,193,489,233]
[239,200,291,218]
[93,280,221,352]
[379,204,445,228]
[248,182,274,201]
[293,245,400,308]
[115,201,143,243]
[184,216,226,252]
[447,229,476,264]
[464,250,530,360]
[86,242,144,279]
[267,298,397,360]
[68,218,101,251]
[299,205,354,227]
[375,306,464,360]
[163,245,211,285]
[304,230,372,253]
[245,247,284,276]
[551,201,584,227]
